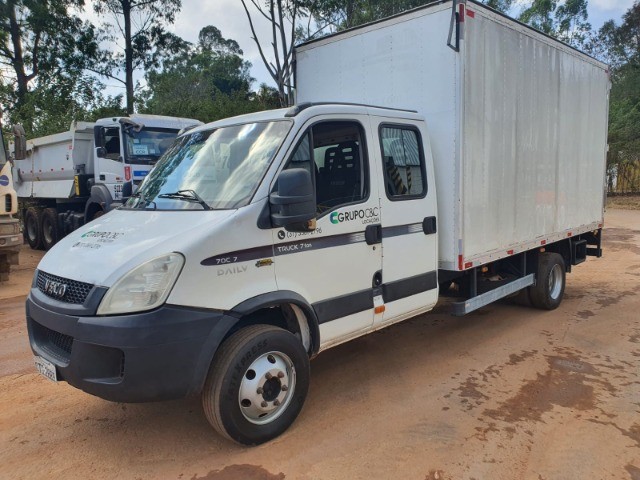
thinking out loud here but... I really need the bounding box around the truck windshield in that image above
[125,121,291,210]
[123,128,181,165]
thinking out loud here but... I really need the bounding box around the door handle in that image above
[423,216,437,235]
[365,224,382,245]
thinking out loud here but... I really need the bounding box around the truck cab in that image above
[12,114,201,250]
[0,127,21,281]
[91,115,202,214]
[27,104,439,444]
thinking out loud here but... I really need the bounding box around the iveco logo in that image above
[44,279,67,299]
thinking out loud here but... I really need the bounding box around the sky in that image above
[87,0,635,95]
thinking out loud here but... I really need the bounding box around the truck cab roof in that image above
[95,114,202,130]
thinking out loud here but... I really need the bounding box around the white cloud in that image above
[589,0,635,13]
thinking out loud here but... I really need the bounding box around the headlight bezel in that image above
[96,252,185,316]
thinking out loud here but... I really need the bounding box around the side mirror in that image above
[12,124,27,160]
[94,125,105,147]
[122,181,133,199]
[96,147,107,158]
[270,168,316,232]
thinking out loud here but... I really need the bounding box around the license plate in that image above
[34,356,58,382]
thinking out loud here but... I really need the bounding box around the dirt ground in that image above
[607,195,640,210]
[1,209,639,480]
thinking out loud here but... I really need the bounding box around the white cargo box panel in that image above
[295,0,609,270]
[13,122,94,199]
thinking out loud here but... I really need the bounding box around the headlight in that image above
[97,253,185,315]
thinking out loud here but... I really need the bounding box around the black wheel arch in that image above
[85,184,113,222]
[189,291,320,396]
[229,290,320,356]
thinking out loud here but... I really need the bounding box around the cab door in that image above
[372,120,438,326]
[272,116,382,349]
[94,125,126,200]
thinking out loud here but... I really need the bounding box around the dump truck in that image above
[12,114,202,250]
[25,0,608,445]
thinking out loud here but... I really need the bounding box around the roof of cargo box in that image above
[295,0,606,68]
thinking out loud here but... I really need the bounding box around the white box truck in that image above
[11,114,202,250]
[25,0,608,445]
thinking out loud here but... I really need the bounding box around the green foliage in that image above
[304,0,433,34]
[0,0,106,134]
[517,0,591,47]
[589,2,640,191]
[140,27,280,123]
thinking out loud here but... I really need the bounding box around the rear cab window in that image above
[379,125,427,200]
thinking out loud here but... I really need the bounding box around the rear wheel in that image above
[202,325,310,445]
[529,252,566,310]
[40,208,59,250]
[24,207,42,250]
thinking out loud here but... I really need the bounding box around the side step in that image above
[451,274,535,316]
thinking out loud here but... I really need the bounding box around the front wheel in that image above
[529,252,566,310]
[202,325,310,445]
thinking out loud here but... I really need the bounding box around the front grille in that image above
[0,221,19,235]
[32,321,73,364]
[4,194,11,214]
[37,270,93,304]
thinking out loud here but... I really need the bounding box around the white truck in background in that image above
[25,0,608,445]
[0,127,21,281]
[12,114,202,250]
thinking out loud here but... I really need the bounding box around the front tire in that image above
[529,252,566,310]
[202,325,310,445]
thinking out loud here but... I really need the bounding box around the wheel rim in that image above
[238,351,296,425]
[27,217,37,242]
[43,220,53,245]
[548,264,563,300]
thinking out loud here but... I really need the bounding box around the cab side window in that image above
[104,127,121,160]
[380,126,426,198]
[285,121,368,215]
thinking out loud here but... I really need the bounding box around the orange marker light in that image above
[374,305,385,314]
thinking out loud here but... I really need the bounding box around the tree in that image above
[517,0,591,47]
[240,0,303,106]
[303,0,439,36]
[140,27,280,121]
[93,0,184,114]
[0,0,101,133]
[590,2,640,192]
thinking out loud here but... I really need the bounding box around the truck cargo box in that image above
[295,0,609,270]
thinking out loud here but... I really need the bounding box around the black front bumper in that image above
[26,291,237,403]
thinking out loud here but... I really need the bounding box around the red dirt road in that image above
[1,209,639,480]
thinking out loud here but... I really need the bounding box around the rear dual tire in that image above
[24,207,59,251]
[24,207,42,250]
[529,252,566,310]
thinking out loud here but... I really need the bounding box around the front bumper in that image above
[26,292,237,402]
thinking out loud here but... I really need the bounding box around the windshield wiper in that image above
[128,191,156,210]
[157,190,211,210]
